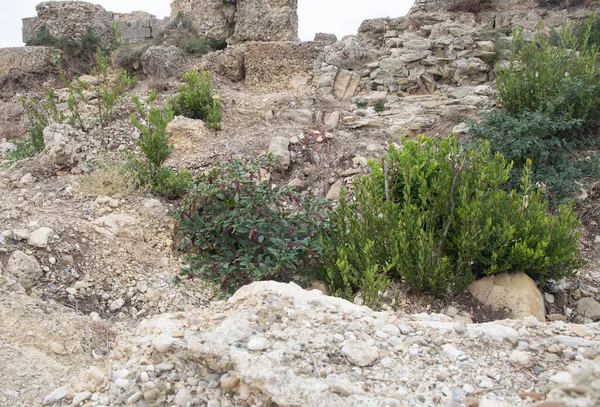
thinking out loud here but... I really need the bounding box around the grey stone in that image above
[268,136,291,172]
[577,298,600,320]
[6,250,42,290]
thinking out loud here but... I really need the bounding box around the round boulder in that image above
[141,46,186,79]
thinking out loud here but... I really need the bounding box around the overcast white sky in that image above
[0,0,413,47]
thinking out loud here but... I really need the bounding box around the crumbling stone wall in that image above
[28,1,113,48]
[245,41,323,91]
[22,6,169,45]
[170,0,298,43]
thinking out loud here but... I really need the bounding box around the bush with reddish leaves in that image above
[175,156,328,293]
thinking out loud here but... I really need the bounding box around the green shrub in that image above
[497,18,600,126]
[176,156,328,294]
[27,27,109,74]
[320,135,583,300]
[130,90,192,198]
[169,70,222,129]
[471,109,599,201]
[374,102,386,113]
[476,16,600,202]
[354,101,368,109]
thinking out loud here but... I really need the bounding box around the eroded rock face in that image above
[0,46,57,78]
[40,124,83,168]
[245,41,323,91]
[6,250,42,290]
[198,44,246,82]
[141,45,186,78]
[232,0,299,43]
[468,273,546,322]
[171,0,298,43]
[170,0,235,40]
[44,281,600,407]
[31,1,113,48]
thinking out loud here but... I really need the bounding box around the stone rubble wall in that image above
[170,0,299,43]
[22,5,169,45]
[0,46,58,78]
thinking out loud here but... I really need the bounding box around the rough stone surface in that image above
[170,0,234,41]
[267,136,290,171]
[0,46,58,78]
[141,45,186,79]
[468,273,546,322]
[198,44,246,82]
[314,33,337,44]
[232,0,299,43]
[577,298,600,321]
[6,250,43,290]
[31,1,113,49]
[28,227,53,248]
[245,41,323,91]
[40,124,82,168]
[44,282,600,407]
[164,116,211,168]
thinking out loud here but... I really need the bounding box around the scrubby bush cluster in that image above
[176,156,328,294]
[473,16,600,202]
[12,50,136,162]
[319,136,583,305]
[154,12,227,56]
[169,70,222,130]
[27,23,121,74]
[130,90,192,199]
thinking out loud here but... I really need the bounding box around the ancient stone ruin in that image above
[22,1,170,45]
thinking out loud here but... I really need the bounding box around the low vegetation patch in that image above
[130,90,192,199]
[79,157,143,197]
[319,135,583,307]
[169,70,222,130]
[473,16,600,203]
[176,156,328,294]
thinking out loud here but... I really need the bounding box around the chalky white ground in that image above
[43,282,599,407]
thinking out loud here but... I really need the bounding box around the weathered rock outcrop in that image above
[231,0,299,43]
[43,281,600,407]
[30,1,113,48]
[245,41,323,91]
[171,0,299,43]
[170,0,235,40]
[0,46,57,78]
[141,45,186,78]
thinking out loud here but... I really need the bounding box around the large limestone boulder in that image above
[40,124,82,168]
[6,250,43,290]
[164,116,211,168]
[0,46,57,78]
[245,41,323,91]
[170,0,235,41]
[198,44,245,82]
[468,273,546,322]
[31,1,113,49]
[231,0,299,43]
[141,45,186,79]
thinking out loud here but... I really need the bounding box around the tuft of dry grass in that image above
[79,158,143,198]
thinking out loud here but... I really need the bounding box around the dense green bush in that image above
[474,16,600,202]
[472,110,599,201]
[169,70,222,130]
[321,136,583,302]
[130,90,192,198]
[497,18,600,126]
[176,156,328,294]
